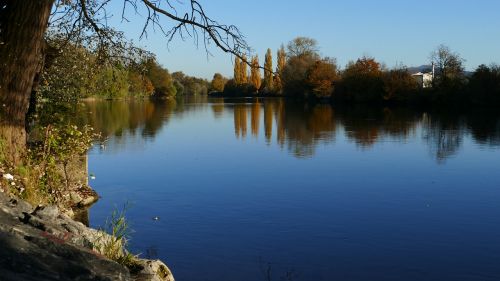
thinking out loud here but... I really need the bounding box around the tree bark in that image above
[0,0,54,165]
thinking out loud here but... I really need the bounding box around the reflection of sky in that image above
[88,100,500,281]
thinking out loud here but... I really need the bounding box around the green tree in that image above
[264,48,274,92]
[40,41,100,102]
[95,65,130,99]
[250,56,262,91]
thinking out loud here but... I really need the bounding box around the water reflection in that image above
[74,98,500,162]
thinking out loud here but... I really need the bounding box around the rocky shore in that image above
[0,191,175,281]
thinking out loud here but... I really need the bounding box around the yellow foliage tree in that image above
[241,55,248,84]
[234,56,242,84]
[264,48,273,92]
[250,55,262,91]
[275,45,286,93]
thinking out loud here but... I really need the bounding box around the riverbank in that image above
[0,185,174,280]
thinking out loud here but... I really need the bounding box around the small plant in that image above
[92,204,142,272]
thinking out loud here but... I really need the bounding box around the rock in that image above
[70,191,83,205]
[0,193,175,281]
[32,205,60,221]
[9,198,33,213]
[0,193,130,280]
[80,195,98,207]
[134,260,175,281]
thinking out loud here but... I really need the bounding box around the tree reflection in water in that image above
[64,97,500,163]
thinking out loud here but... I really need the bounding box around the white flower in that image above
[3,174,14,181]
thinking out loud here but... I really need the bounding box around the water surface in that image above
[79,97,500,281]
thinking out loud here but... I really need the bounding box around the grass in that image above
[91,204,143,272]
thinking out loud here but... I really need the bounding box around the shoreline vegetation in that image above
[38,35,500,111]
[208,38,500,108]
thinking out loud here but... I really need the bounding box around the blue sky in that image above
[108,0,500,79]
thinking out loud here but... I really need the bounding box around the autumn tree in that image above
[264,48,274,92]
[234,56,242,84]
[339,56,385,102]
[275,45,287,93]
[211,73,228,92]
[128,71,155,97]
[241,55,249,84]
[305,58,339,98]
[250,56,262,91]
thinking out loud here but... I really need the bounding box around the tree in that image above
[430,44,465,81]
[250,56,262,91]
[305,58,339,98]
[281,37,322,97]
[144,59,176,98]
[172,71,210,96]
[344,56,383,77]
[275,45,287,93]
[286,37,319,58]
[382,65,418,101]
[234,56,242,85]
[211,73,227,92]
[264,48,274,92]
[339,56,385,102]
[0,1,53,164]
[0,0,249,164]
[468,64,500,105]
[241,55,249,84]
[282,55,317,96]
[128,71,155,97]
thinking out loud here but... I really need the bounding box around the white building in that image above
[411,72,433,88]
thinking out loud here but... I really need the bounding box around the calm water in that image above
[78,97,500,281]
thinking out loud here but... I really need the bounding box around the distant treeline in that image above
[39,36,210,103]
[211,37,500,106]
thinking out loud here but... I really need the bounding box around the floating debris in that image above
[152,216,160,221]
[89,174,96,180]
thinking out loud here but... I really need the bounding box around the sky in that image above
[107,0,500,79]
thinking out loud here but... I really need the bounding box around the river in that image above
[77,97,500,281]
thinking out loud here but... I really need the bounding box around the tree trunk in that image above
[0,0,54,165]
